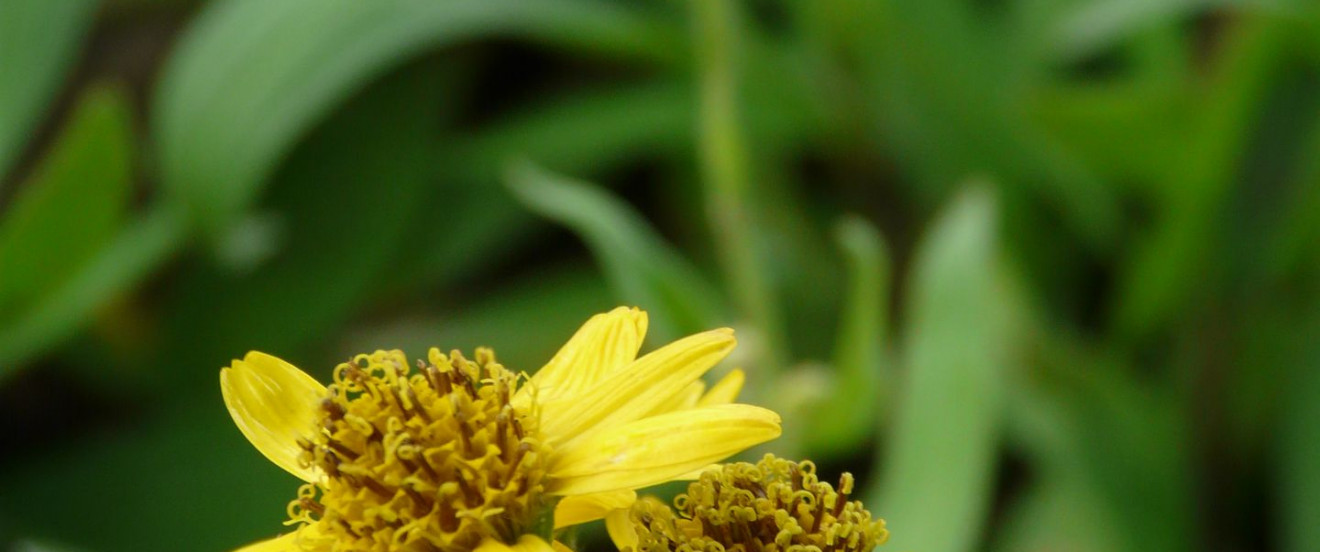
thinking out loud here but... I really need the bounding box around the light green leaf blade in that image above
[871,185,1020,552]
[154,0,682,237]
[506,161,726,342]
[0,0,98,184]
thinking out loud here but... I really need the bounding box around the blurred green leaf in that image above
[1012,335,1195,552]
[0,205,185,374]
[381,82,699,298]
[1278,312,1320,552]
[0,86,177,375]
[157,63,443,386]
[0,397,297,552]
[847,0,1121,250]
[1114,17,1289,339]
[507,161,725,342]
[871,185,1020,552]
[154,0,683,238]
[0,0,98,184]
[0,86,133,318]
[1055,0,1285,62]
[804,215,890,457]
[346,265,614,373]
[997,373,1133,552]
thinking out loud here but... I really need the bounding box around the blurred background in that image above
[1,0,1318,551]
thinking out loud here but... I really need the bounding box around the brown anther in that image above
[321,398,347,420]
[454,410,472,453]
[438,493,459,533]
[300,496,326,515]
[453,467,483,508]
[326,438,360,460]
[511,417,526,440]
[403,485,434,517]
[361,474,395,500]
[408,388,432,422]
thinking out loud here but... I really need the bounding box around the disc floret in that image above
[288,348,551,552]
[623,455,888,552]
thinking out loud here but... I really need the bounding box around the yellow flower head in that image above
[220,307,782,551]
[607,455,888,552]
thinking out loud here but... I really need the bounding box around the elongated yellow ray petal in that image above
[475,535,558,552]
[548,404,782,495]
[539,329,736,446]
[606,508,638,552]
[528,307,647,403]
[698,368,745,406]
[554,489,637,528]
[220,351,325,483]
[229,531,298,552]
[644,380,704,417]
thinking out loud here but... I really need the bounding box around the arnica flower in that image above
[608,455,888,552]
[220,307,782,552]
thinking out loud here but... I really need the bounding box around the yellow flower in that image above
[221,307,782,551]
[607,455,888,552]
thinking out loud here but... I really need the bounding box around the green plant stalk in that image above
[691,0,788,379]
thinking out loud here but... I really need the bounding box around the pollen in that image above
[623,455,888,552]
[287,348,551,552]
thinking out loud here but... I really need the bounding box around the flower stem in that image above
[691,0,787,379]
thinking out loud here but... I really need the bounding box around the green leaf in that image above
[1007,335,1195,552]
[157,62,446,385]
[0,0,98,184]
[0,86,134,317]
[0,205,185,374]
[507,161,726,342]
[804,216,890,457]
[871,185,1020,552]
[1278,314,1320,552]
[1114,17,1289,339]
[0,86,174,375]
[153,0,683,238]
[845,0,1121,250]
[345,265,615,374]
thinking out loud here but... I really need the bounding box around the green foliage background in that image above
[1,0,1317,551]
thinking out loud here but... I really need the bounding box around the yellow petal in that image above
[475,535,558,552]
[698,368,744,406]
[606,508,638,552]
[220,351,325,482]
[540,329,736,446]
[554,489,637,528]
[553,542,576,552]
[548,404,782,495]
[229,531,299,552]
[644,380,704,417]
[530,307,648,403]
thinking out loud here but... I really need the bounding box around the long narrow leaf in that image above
[872,186,1020,552]
[507,161,725,342]
[154,0,683,237]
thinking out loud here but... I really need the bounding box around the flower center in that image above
[288,348,551,552]
[626,455,888,552]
